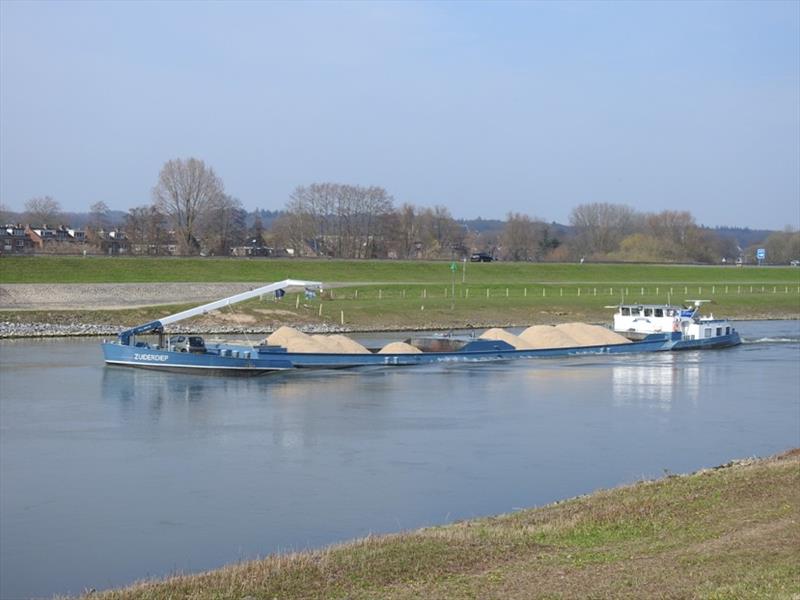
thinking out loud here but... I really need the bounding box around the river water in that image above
[1,321,799,599]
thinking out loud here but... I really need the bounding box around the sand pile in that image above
[555,323,630,346]
[327,334,372,354]
[518,325,580,348]
[266,326,309,347]
[266,327,329,353]
[310,334,372,354]
[378,342,423,354]
[266,326,373,354]
[478,327,533,349]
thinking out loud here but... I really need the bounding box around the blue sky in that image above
[1,0,798,229]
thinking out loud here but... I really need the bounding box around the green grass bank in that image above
[77,449,800,600]
[2,258,798,330]
[3,256,800,285]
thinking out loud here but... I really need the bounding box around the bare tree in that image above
[281,183,395,258]
[152,158,225,255]
[501,212,542,261]
[762,229,799,264]
[198,195,247,256]
[88,201,111,232]
[24,196,62,225]
[395,203,419,258]
[125,205,169,255]
[569,203,636,258]
[271,211,314,256]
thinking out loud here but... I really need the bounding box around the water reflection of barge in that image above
[101,280,741,376]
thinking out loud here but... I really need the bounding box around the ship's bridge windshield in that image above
[620,306,678,318]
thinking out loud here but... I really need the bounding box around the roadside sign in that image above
[756,248,766,260]
[450,262,458,272]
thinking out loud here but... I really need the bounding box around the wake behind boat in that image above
[101,280,741,375]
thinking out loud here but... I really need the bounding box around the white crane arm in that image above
[158,279,322,326]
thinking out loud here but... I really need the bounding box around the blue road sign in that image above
[756,248,766,260]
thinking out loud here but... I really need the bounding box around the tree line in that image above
[3,157,797,264]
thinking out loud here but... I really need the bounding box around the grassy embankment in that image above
[79,450,800,600]
[2,257,799,329]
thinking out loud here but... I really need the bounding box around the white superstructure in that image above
[612,301,736,341]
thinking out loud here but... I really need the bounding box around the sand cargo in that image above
[101,280,741,375]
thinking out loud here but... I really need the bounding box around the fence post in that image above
[524,288,527,297]
[319,304,323,317]
[340,310,344,325]
[486,288,490,298]
[506,288,509,297]
[296,295,300,309]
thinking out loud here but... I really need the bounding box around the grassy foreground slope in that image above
[81,450,799,600]
[3,256,800,284]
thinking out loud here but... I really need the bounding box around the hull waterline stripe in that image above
[104,360,291,371]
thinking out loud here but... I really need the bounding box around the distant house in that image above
[93,228,130,255]
[231,237,273,257]
[23,224,87,253]
[1,224,34,254]
[67,227,86,243]
[25,224,56,249]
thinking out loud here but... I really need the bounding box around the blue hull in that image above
[102,342,294,375]
[102,332,741,375]
[666,331,742,351]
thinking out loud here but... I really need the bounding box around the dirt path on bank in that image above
[0,283,271,310]
[0,282,381,310]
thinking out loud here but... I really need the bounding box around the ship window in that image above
[631,307,640,316]
[644,308,653,317]
[654,308,663,317]
[726,327,730,335]
[716,327,722,336]
[705,328,712,338]
[621,307,630,316]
